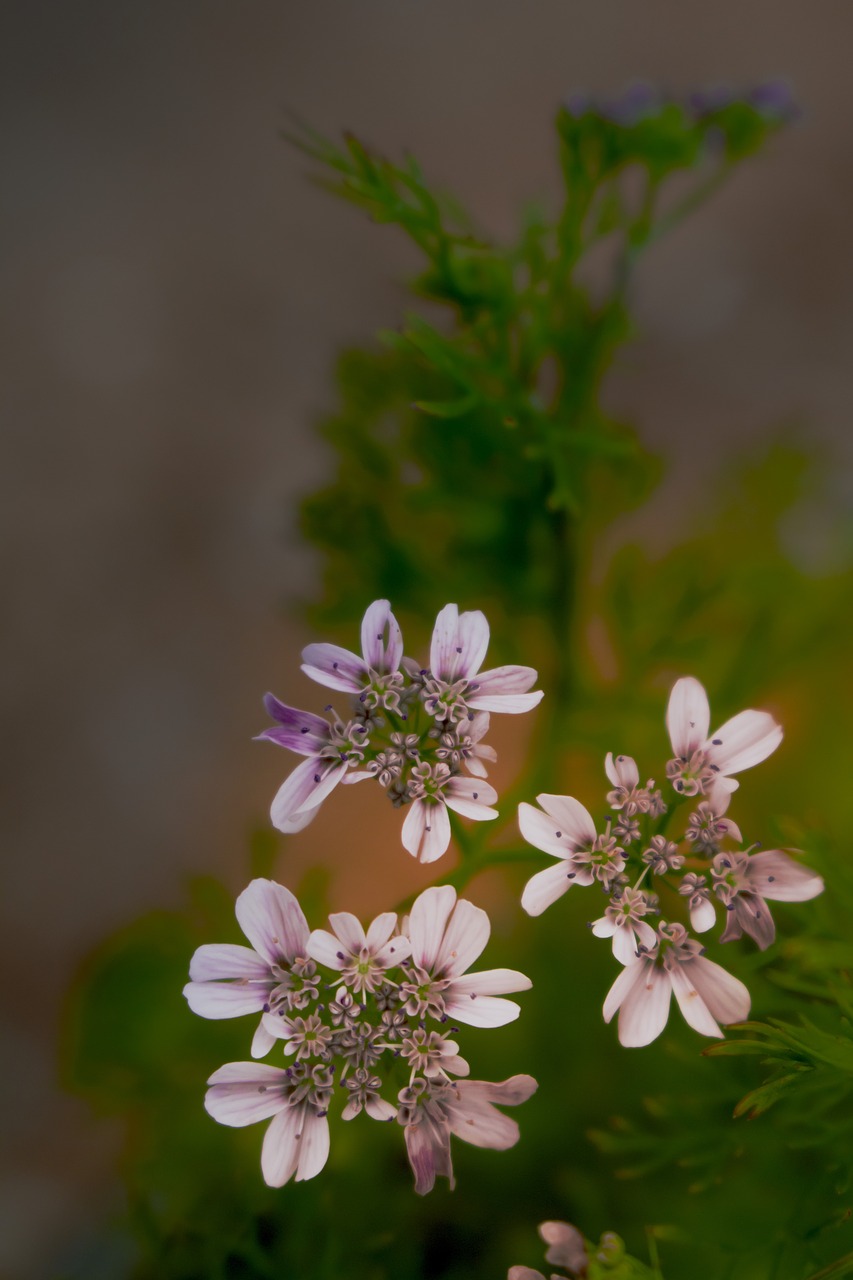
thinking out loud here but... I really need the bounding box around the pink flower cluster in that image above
[518,677,823,1047]
[260,600,542,863]
[184,879,536,1191]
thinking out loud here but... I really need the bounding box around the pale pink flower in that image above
[401,762,498,863]
[183,879,315,1058]
[433,710,497,778]
[398,1074,538,1194]
[518,795,626,916]
[259,694,370,833]
[685,795,743,854]
[712,848,824,950]
[300,598,405,709]
[401,885,532,1027]
[204,1061,332,1186]
[508,1220,590,1280]
[422,603,543,723]
[591,886,657,964]
[665,675,783,799]
[307,910,411,994]
[679,872,716,933]
[603,922,750,1046]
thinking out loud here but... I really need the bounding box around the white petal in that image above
[429,605,490,681]
[183,981,268,1020]
[260,1105,302,1186]
[449,968,532,996]
[251,1018,277,1058]
[365,1096,398,1122]
[591,916,616,939]
[444,776,499,821]
[360,599,403,673]
[204,1062,289,1127]
[706,709,783,775]
[617,966,672,1047]
[467,690,544,714]
[434,898,491,976]
[690,897,717,933]
[611,924,640,966]
[602,962,646,1023]
[306,928,346,970]
[374,933,412,966]
[326,911,367,955]
[667,676,710,758]
[604,752,639,789]
[535,794,597,848]
[365,911,398,951]
[669,963,724,1038]
[520,861,573,916]
[406,884,458,970]
[444,993,522,1028]
[748,850,824,901]
[689,956,751,1025]
[419,801,453,863]
[518,802,573,859]
[295,1108,331,1182]
[235,879,310,966]
[189,943,270,982]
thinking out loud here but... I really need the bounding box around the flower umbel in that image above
[185,880,535,1191]
[260,600,542,861]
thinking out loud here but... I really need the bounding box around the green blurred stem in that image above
[803,1253,853,1280]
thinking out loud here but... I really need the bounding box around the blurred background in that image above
[2,2,853,1277]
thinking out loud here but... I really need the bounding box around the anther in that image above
[712,738,722,745]
[300,726,309,734]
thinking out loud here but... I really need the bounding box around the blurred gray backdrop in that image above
[2,2,852,1275]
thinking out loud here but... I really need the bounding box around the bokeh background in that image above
[3,3,853,1277]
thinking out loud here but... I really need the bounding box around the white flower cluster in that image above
[260,600,542,862]
[184,879,535,1190]
[519,677,824,1047]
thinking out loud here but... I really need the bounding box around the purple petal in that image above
[520,861,573,916]
[434,898,490,976]
[300,642,367,693]
[360,599,403,673]
[404,1112,454,1195]
[667,677,710,758]
[536,794,597,848]
[669,963,725,1038]
[429,604,490,681]
[706,709,783,775]
[270,757,345,831]
[235,879,310,967]
[184,981,269,1020]
[406,884,457,970]
[747,850,824,902]
[260,1105,302,1186]
[259,696,330,754]
[189,943,271,983]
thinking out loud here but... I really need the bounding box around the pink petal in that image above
[465,754,490,779]
[689,956,751,1025]
[748,850,824,901]
[604,752,639,789]
[508,1268,546,1280]
[251,1018,277,1058]
[520,861,574,916]
[269,757,345,831]
[667,676,710,758]
[617,965,672,1047]
[690,898,717,934]
[235,879,310,967]
[449,968,532,996]
[611,924,641,966]
[429,604,490,681]
[466,664,541,709]
[466,689,544,714]
[405,1112,454,1195]
[365,911,398,951]
[443,993,522,1028]
[183,981,269,1020]
[401,798,451,864]
[601,960,650,1028]
[189,943,271,983]
[540,1221,589,1272]
[461,1075,538,1106]
[668,963,725,1038]
[295,1108,331,1182]
[374,934,411,966]
[360,599,403,673]
[434,898,491,976]
[445,1095,520,1150]
[535,794,597,848]
[518,802,573,859]
[406,884,458,970]
[706,709,783,775]
[300,641,367,692]
[260,1105,302,1186]
[444,776,499,821]
[365,1096,398,1122]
